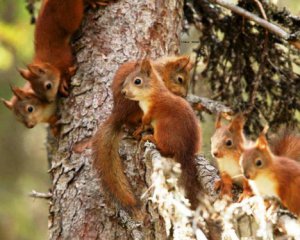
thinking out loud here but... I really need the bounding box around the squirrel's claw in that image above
[59,79,69,97]
[141,134,156,145]
[237,190,253,202]
[86,0,109,8]
[68,65,78,77]
[132,125,144,140]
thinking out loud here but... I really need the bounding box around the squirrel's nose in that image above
[26,123,34,128]
[213,151,219,158]
[121,89,127,96]
[244,173,251,179]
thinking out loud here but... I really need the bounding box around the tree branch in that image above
[142,137,300,239]
[195,155,220,201]
[209,0,300,50]
[29,190,52,199]
[277,213,300,238]
[143,142,209,239]
[187,94,233,115]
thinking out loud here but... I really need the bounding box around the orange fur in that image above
[92,56,194,209]
[241,133,300,216]
[215,172,233,198]
[2,83,58,133]
[270,129,300,162]
[211,114,247,197]
[21,0,117,102]
[238,178,253,201]
[19,0,86,102]
[122,59,202,209]
[211,114,300,201]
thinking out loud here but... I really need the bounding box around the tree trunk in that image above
[48,1,184,239]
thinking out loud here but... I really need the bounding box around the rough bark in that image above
[186,95,233,115]
[44,1,300,239]
[48,1,184,239]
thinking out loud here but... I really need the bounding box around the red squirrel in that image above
[211,114,300,200]
[210,114,251,199]
[121,59,202,209]
[2,83,58,133]
[92,56,194,209]
[19,0,105,102]
[240,130,300,217]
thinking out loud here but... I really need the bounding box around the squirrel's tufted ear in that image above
[229,113,245,132]
[10,85,27,100]
[1,98,13,110]
[19,68,35,81]
[215,113,222,129]
[140,59,152,77]
[173,56,195,71]
[27,64,46,76]
[256,126,269,150]
[183,56,195,71]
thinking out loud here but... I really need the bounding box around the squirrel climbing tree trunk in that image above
[48,1,185,239]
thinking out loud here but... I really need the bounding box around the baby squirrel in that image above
[2,83,58,134]
[122,59,202,209]
[240,130,300,217]
[92,56,194,209]
[211,114,300,200]
[210,114,251,199]
[19,0,104,102]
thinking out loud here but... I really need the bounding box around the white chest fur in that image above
[138,100,155,128]
[249,174,279,198]
[41,102,56,122]
[217,157,242,179]
[139,101,150,114]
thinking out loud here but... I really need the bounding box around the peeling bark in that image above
[48,1,184,239]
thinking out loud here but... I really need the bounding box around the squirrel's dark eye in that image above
[45,82,52,90]
[225,139,232,147]
[255,159,263,167]
[27,106,34,113]
[177,76,184,84]
[134,78,142,85]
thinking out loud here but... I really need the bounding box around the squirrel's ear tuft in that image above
[215,113,222,129]
[10,85,27,100]
[183,56,195,71]
[1,98,13,110]
[256,130,269,150]
[174,56,194,71]
[140,59,152,76]
[229,113,245,132]
[19,68,34,81]
[27,64,45,76]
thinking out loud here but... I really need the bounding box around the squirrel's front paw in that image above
[59,80,69,97]
[214,178,233,198]
[237,191,252,202]
[141,134,156,145]
[132,126,144,140]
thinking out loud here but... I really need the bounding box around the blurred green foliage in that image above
[0,0,299,239]
[0,1,48,239]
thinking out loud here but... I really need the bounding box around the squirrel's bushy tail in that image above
[270,129,300,162]
[175,152,202,209]
[92,114,137,208]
